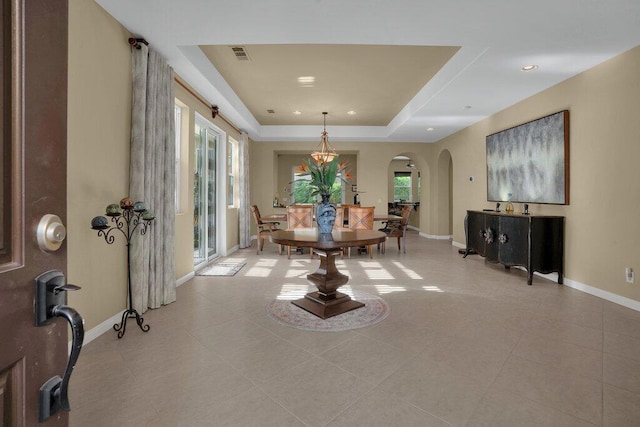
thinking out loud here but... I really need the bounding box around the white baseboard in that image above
[75,310,123,350]
[79,272,195,350]
[455,242,639,313]
[419,232,452,240]
[555,274,640,312]
[452,240,465,249]
[176,271,194,287]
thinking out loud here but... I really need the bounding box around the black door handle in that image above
[35,270,85,421]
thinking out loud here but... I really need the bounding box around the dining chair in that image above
[379,204,412,253]
[334,206,345,230]
[347,206,375,258]
[332,206,347,259]
[251,205,281,255]
[286,205,314,259]
[339,204,356,227]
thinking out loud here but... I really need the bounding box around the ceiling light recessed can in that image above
[426,127,434,131]
[347,110,356,115]
[293,110,302,115]
[521,65,539,72]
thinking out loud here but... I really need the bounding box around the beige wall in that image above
[437,45,640,303]
[67,1,244,330]
[67,0,132,330]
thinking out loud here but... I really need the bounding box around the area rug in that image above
[196,262,246,276]
[266,290,390,332]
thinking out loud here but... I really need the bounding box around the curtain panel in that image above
[129,44,176,313]
[238,132,251,248]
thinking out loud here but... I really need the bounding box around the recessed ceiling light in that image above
[292,110,302,115]
[426,127,434,132]
[347,110,356,115]
[297,76,315,87]
[521,65,538,72]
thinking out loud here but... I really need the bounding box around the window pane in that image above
[207,132,216,258]
[394,176,411,202]
[292,174,314,204]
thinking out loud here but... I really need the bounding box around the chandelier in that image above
[310,112,338,163]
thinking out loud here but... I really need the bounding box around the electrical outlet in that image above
[625,267,635,284]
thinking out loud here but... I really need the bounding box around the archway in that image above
[386,153,423,229]
[436,149,453,236]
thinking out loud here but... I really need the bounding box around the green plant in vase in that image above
[294,157,351,233]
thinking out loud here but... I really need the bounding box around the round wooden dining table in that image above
[270,228,386,319]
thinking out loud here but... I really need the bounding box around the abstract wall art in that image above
[486,110,569,205]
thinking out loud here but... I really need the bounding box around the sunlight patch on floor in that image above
[224,257,247,264]
[244,258,277,277]
[358,261,383,269]
[285,269,308,278]
[374,284,407,294]
[276,284,310,300]
[364,268,394,280]
[244,267,272,277]
[289,259,312,267]
[339,285,354,297]
[392,261,423,279]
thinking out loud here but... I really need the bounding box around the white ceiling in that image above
[96,0,640,143]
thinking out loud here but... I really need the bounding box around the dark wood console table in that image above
[270,228,386,319]
[463,210,564,285]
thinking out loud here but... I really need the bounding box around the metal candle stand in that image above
[91,198,155,338]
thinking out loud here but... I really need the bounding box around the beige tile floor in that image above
[70,232,640,426]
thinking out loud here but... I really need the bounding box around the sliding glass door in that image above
[194,116,221,266]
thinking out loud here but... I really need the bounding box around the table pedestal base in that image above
[291,249,365,319]
[292,291,365,319]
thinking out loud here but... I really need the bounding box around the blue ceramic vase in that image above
[316,194,336,234]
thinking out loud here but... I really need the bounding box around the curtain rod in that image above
[128,37,148,50]
[127,37,242,134]
[174,78,241,134]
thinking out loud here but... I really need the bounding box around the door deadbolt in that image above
[37,214,66,251]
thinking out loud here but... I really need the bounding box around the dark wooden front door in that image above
[1,0,70,425]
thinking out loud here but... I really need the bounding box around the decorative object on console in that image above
[486,110,569,205]
[505,193,515,214]
[90,198,155,338]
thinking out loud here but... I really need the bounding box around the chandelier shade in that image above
[310,112,338,164]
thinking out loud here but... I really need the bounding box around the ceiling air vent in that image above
[267,109,276,114]
[230,46,250,61]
